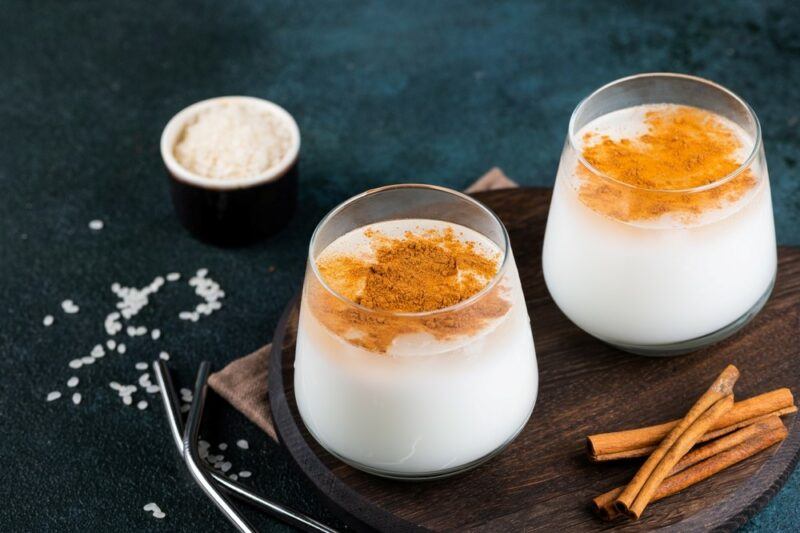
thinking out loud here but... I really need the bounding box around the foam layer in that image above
[571,104,760,228]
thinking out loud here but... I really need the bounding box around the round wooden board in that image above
[269,187,800,532]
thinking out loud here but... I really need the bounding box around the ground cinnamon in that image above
[576,105,758,223]
[309,226,511,353]
[319,227,498,313]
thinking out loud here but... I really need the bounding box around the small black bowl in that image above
[160,96,300,246]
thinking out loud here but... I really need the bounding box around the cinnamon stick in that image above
[592,417,783,517]
[669,415,784,475]
[588,388,795,461]
[593,406,797,462]
[592,416,787,520]
[615,365,739,519]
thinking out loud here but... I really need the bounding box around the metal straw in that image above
[154,361,337,533]
[183,362,256,532]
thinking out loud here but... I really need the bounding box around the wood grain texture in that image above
[269,187,800,532]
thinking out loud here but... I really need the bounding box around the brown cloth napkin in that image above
[208,168,519,441]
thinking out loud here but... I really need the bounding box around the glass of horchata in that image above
[543,73,776,356]
[295,184,538,479]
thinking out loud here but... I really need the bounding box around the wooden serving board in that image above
[269,187,800,532]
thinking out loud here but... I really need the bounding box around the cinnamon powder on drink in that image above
[308,227,511,353]
[576,105,758,223]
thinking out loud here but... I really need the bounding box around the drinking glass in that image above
[542,73,776,356]
[294,184,538,479]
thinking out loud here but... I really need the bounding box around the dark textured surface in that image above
[1,1,798,531]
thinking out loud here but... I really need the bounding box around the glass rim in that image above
[307,183,511,318]
[567,72,763,194]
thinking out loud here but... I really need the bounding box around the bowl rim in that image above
[160,95,301,190]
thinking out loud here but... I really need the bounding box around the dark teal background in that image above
[1,1,798,531]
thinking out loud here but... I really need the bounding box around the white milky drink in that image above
[295,218,538,478]
[543,81,777,355]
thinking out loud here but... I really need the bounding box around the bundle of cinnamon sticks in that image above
[587,365,796,521]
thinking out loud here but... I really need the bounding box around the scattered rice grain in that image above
[143,502,165,519]
[61,299,79,314]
